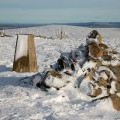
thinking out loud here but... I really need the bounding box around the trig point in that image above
[13,34,38,72]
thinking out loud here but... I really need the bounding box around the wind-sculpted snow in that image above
[0,25,120,120]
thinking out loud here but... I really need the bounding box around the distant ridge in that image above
[0,22,120,30]
[64,22,120,28]
[0,23,48,30]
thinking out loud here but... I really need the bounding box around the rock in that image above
[88,41,104,59]
[108,65,120,80]
[86,30,103,44]
[110,94,120,111]
[90,88,102,98]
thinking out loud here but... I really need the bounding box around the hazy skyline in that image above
[0,0,120,24]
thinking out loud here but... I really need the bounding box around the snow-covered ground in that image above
[0,25,120,120]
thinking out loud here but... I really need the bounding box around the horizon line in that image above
[0,22,120,25]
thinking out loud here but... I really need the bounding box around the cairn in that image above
[20,30,120,111]
[84,30,120,111]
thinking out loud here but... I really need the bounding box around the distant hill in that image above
[64,22,120,28]
[0,22,120,30]
[0,23,48,30]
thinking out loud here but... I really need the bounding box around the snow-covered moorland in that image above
[0,25,120,120]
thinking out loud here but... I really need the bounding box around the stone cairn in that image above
[85,30,120,111]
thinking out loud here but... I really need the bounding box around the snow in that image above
[99,72,108,80]
[0,25,120,120]
[97,66,117,80]
[82,61,97,71]
[15,35,28,60]
[110,81,117,94]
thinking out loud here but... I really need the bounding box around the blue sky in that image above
[0,0,120,23]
